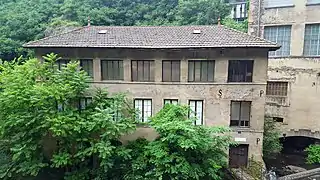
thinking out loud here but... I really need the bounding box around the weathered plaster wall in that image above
[249,0,320,139]
[35,47,269,161]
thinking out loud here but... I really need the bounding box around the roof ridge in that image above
[23,26,85,47]
[219,24,279,46]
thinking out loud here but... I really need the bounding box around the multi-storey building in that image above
[24,25,279,167]
[249,0,320,139]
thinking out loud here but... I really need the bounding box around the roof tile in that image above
[24,25,280,49]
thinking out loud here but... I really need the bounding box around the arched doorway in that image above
[265,136,320,177]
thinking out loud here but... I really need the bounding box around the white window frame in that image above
[264,25,292,57]
[164,99,178,106]
[264,0,294,8]
[189,100,204,125]
[303,24,320,56]
[307,0,320,5]
[134,99,152,122]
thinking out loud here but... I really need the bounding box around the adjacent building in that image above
[24,25,279,167]
[226,0,248,21]
[249,0,320,139]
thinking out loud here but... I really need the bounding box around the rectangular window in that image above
[230,2,247,21]
[131,60,155,82]
[56,59,70,70]
[189,100,204,125]
[230,101,251,127]
[80,59,93,78]
[264,26,292,57]
[164,99,178,106]
[162,60,181,82]
[266,81,288,96]
[264,0,293,8]
[228,60,253,82]
[307,0,320,4]
[78,97,93,110]
[107,98,122,121]
[134,99,152,122]
[101,60,124,80]
[188,60,215,82]
[303,24,320,56]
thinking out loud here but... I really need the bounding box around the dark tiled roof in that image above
[24,25,280,50]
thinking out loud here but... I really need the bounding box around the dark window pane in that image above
[188,60,215,82]
[228,60,254,82]
[162,60,180,82]
[131,60,154,82]
[101,60,123,80]
[80,59,93,77]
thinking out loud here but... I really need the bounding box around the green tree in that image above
[0,0,232,60]
[123,104,233,180]
[305,145,320,164]
[0,53,136,179]
[222,18,248,33]
[263,118,283,157]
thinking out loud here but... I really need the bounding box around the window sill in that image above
[92,81,267,85]
[306,2,320,6]
[269,55,320,59]
[230,127,263,133]
[264,5,294,9]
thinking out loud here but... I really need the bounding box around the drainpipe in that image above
[257,0,262,37]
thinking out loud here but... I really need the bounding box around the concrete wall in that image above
[249,0,320,139]
[35,47,270,161]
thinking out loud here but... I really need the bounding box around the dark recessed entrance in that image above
[229,144,249,168]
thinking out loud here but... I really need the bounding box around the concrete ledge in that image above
[279,167,320,180]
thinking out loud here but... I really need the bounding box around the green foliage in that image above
[0,53,136,179]
[0,54,233,179]
[123,104,233,180]
[222,18,248,33]
[0,0,231,60]
[305,145,320,164]
[263,118,283,157]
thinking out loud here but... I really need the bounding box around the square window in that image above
[101,60,124,80]
[228,60,253,82]
[264,26,292,57]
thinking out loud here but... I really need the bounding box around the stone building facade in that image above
[249,0,320,139]
[25,25,279,167]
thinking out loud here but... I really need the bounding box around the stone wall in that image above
[35,47,270,161]
[249,0,320,139]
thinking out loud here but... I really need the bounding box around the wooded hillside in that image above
[0,0,234,60]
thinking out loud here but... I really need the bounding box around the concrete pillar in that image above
[93,58,101,82]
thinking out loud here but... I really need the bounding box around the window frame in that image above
[303,24,320,56]
[56,59,70,70]
[306,0,320,5]
[188,60,215,82]
[134,99,152,122]
[264,0,294,8]
[163,99,178,106]
[79,59,93,78]
[227,60,254,83]
[162,60,181,82]
[266,81,289,96]
[101,59,124,80]
[264,25,292,57]
[131,60,155,82]
[230,101,251,128]
[188,100,204,125]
